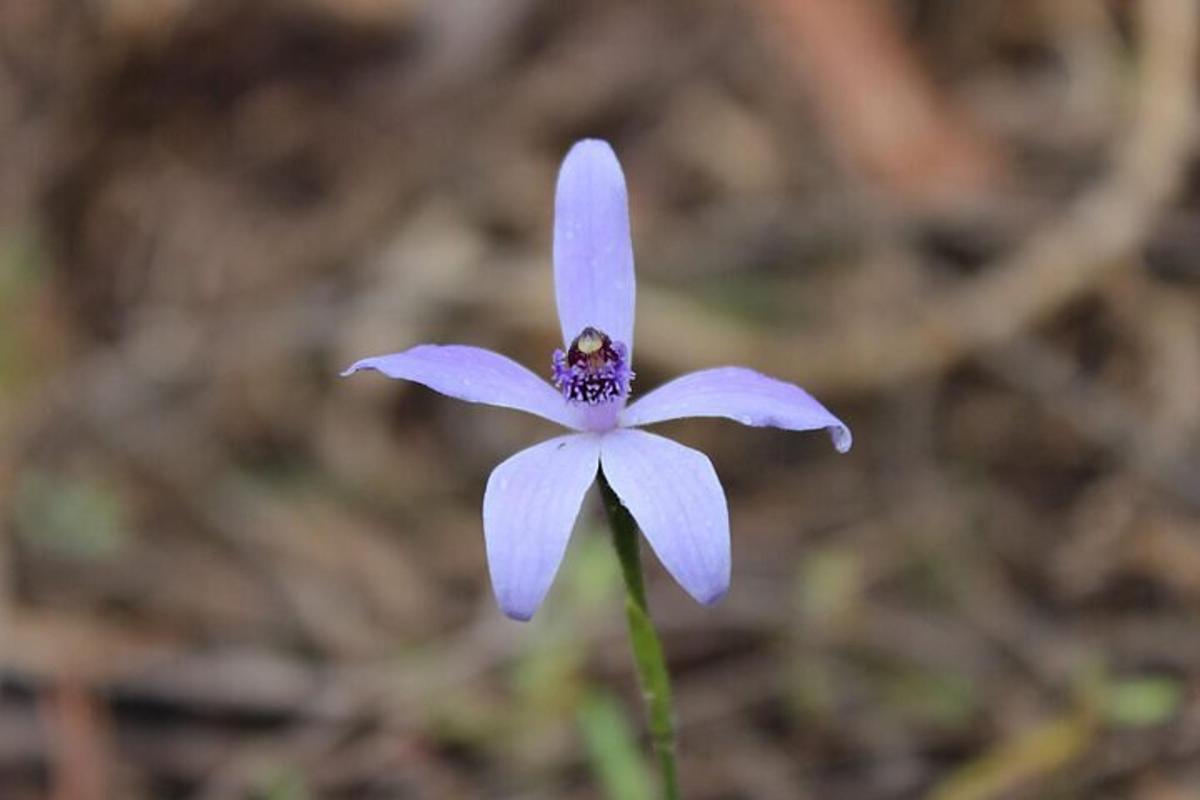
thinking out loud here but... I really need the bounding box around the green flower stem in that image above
[598,470,681,800]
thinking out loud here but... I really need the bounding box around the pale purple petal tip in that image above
[553,139,636,354]
[620,367,852,453]
[483,434,601,620]
[341,344,578,430]
[600,429,730,606]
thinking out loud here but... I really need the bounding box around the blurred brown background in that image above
[2,0,1199,798]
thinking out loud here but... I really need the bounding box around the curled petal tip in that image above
[831,424,853,454]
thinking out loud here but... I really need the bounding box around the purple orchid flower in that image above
[343,140,851,621]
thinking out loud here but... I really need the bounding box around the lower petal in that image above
[483,434,601,620]
[599,429,730,605]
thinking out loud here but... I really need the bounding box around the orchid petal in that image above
[343,345,578,430]
[621,367,852,452]
[483,434,600,620]
[554,139,636,354]
[600,429,730,605]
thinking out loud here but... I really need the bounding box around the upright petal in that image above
[620,367,852,453]
[343,345,578,430]
[554,140,636,353]
[483,434,601,620]
[600,429,730,605]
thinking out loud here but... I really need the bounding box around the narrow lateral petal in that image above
[342,345,579,430]
[554,140,636,353]
[600,429,730,605]
[621,367,852,453]
[483,434,601,620]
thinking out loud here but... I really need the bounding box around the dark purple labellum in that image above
[552,326,633,405]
